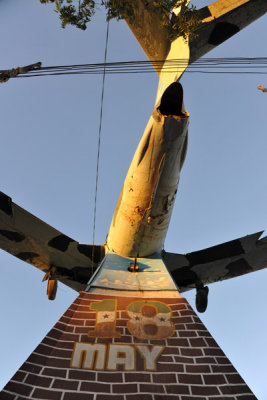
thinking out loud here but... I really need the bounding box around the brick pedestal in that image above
[1,291,257,400]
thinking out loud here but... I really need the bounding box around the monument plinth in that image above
[1,255,257,399]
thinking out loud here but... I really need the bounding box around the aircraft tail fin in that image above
[124,0,170,67]
[125,0,267,69]
[189,0,267,62]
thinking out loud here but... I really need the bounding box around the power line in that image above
[12,57,267,78]
[92,20,110,265]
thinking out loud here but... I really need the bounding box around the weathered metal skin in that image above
[106,110,189,258]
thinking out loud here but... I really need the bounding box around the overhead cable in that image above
[12,57,267,78]
[92,20,110,265]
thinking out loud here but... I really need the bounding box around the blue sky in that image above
[0,0,267,398]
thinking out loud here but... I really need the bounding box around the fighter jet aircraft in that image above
[1,0,266,313]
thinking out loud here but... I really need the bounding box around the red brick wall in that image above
[1,292,257,400]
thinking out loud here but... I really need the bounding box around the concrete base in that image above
[1,290,257,400]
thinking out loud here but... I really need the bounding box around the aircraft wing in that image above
[189,0,267,62]
[0,191,105,293]
[163,231,267,292]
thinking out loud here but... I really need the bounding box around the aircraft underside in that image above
[1,0,267,398]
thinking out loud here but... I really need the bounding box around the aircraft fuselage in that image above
[106,108,189,257]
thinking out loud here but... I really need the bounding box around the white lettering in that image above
[71,342,106,370]
[107,344,135,371]
[70,343,165,371]
[136,345,164,370]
